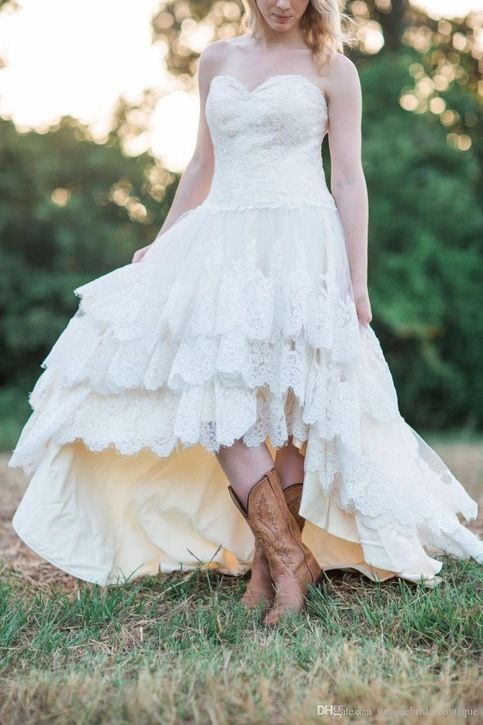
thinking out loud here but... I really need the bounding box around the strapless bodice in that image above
[202,74,337,211]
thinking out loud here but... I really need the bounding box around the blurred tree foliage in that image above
[359,50,483,430]
[0,119,177,439]
[0,1,482,444]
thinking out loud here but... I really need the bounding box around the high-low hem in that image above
[10,434,478,589]
[8,73,483,589]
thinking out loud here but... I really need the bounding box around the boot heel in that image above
[313,571,325,587]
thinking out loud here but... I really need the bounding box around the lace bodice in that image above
[203,74,337,211]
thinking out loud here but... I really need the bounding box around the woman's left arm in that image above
[326,53,372,327]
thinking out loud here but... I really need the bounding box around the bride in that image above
[9,0,483,628]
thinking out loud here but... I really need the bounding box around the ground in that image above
[1,440,482,724]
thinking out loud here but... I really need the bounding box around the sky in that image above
[0,0,481,171]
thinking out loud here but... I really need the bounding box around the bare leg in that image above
[215,438,274,510]
[274,436,305,489]
[221,438,321,625]
[219,435,317,621]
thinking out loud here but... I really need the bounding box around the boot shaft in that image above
[283,482,305,532]
[228,468,318,582]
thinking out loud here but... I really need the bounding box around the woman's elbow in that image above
[331,163,365,192]
[189,149,214,175]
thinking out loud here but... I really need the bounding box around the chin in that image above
[268,20,297,32]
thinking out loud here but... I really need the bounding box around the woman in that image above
[9,0,483,628]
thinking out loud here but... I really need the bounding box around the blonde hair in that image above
[240,0,355,68]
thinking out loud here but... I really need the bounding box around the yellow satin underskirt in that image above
[12,438,444,588]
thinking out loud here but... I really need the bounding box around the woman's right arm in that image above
[132,42,224,262]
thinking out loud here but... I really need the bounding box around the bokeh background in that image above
[0,0,482,450]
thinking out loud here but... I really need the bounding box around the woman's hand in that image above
[132,244,153,263]
[353,285,372,328]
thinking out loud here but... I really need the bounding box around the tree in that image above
[0,117,177,440]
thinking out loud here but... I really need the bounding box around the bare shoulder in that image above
[324,52,362,101]
[198,39,230,75]
[197,40,231,98]
[198,36,247,75]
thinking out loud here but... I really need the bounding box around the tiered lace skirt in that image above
[8,202,483,586]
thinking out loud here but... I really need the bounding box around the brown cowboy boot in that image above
[284,482,305,531]
[240,482,305,609]
[228,468,321,627]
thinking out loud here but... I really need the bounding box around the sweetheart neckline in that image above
[208,73,328,109]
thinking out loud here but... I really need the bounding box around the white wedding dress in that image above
[9,74,483,587]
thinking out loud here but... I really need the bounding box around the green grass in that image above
[0,558,482,724]
[1,438,482,722]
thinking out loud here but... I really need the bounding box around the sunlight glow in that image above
[411,0,482,19]
[0,0,164,123]
[357,21,384,54]
[0,0,481,171]
[150,90,199,173]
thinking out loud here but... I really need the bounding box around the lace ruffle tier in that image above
[8,204,482,570]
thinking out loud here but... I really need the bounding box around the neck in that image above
[253,24,306,50]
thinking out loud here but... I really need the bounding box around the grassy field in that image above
[1,440,482,724]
